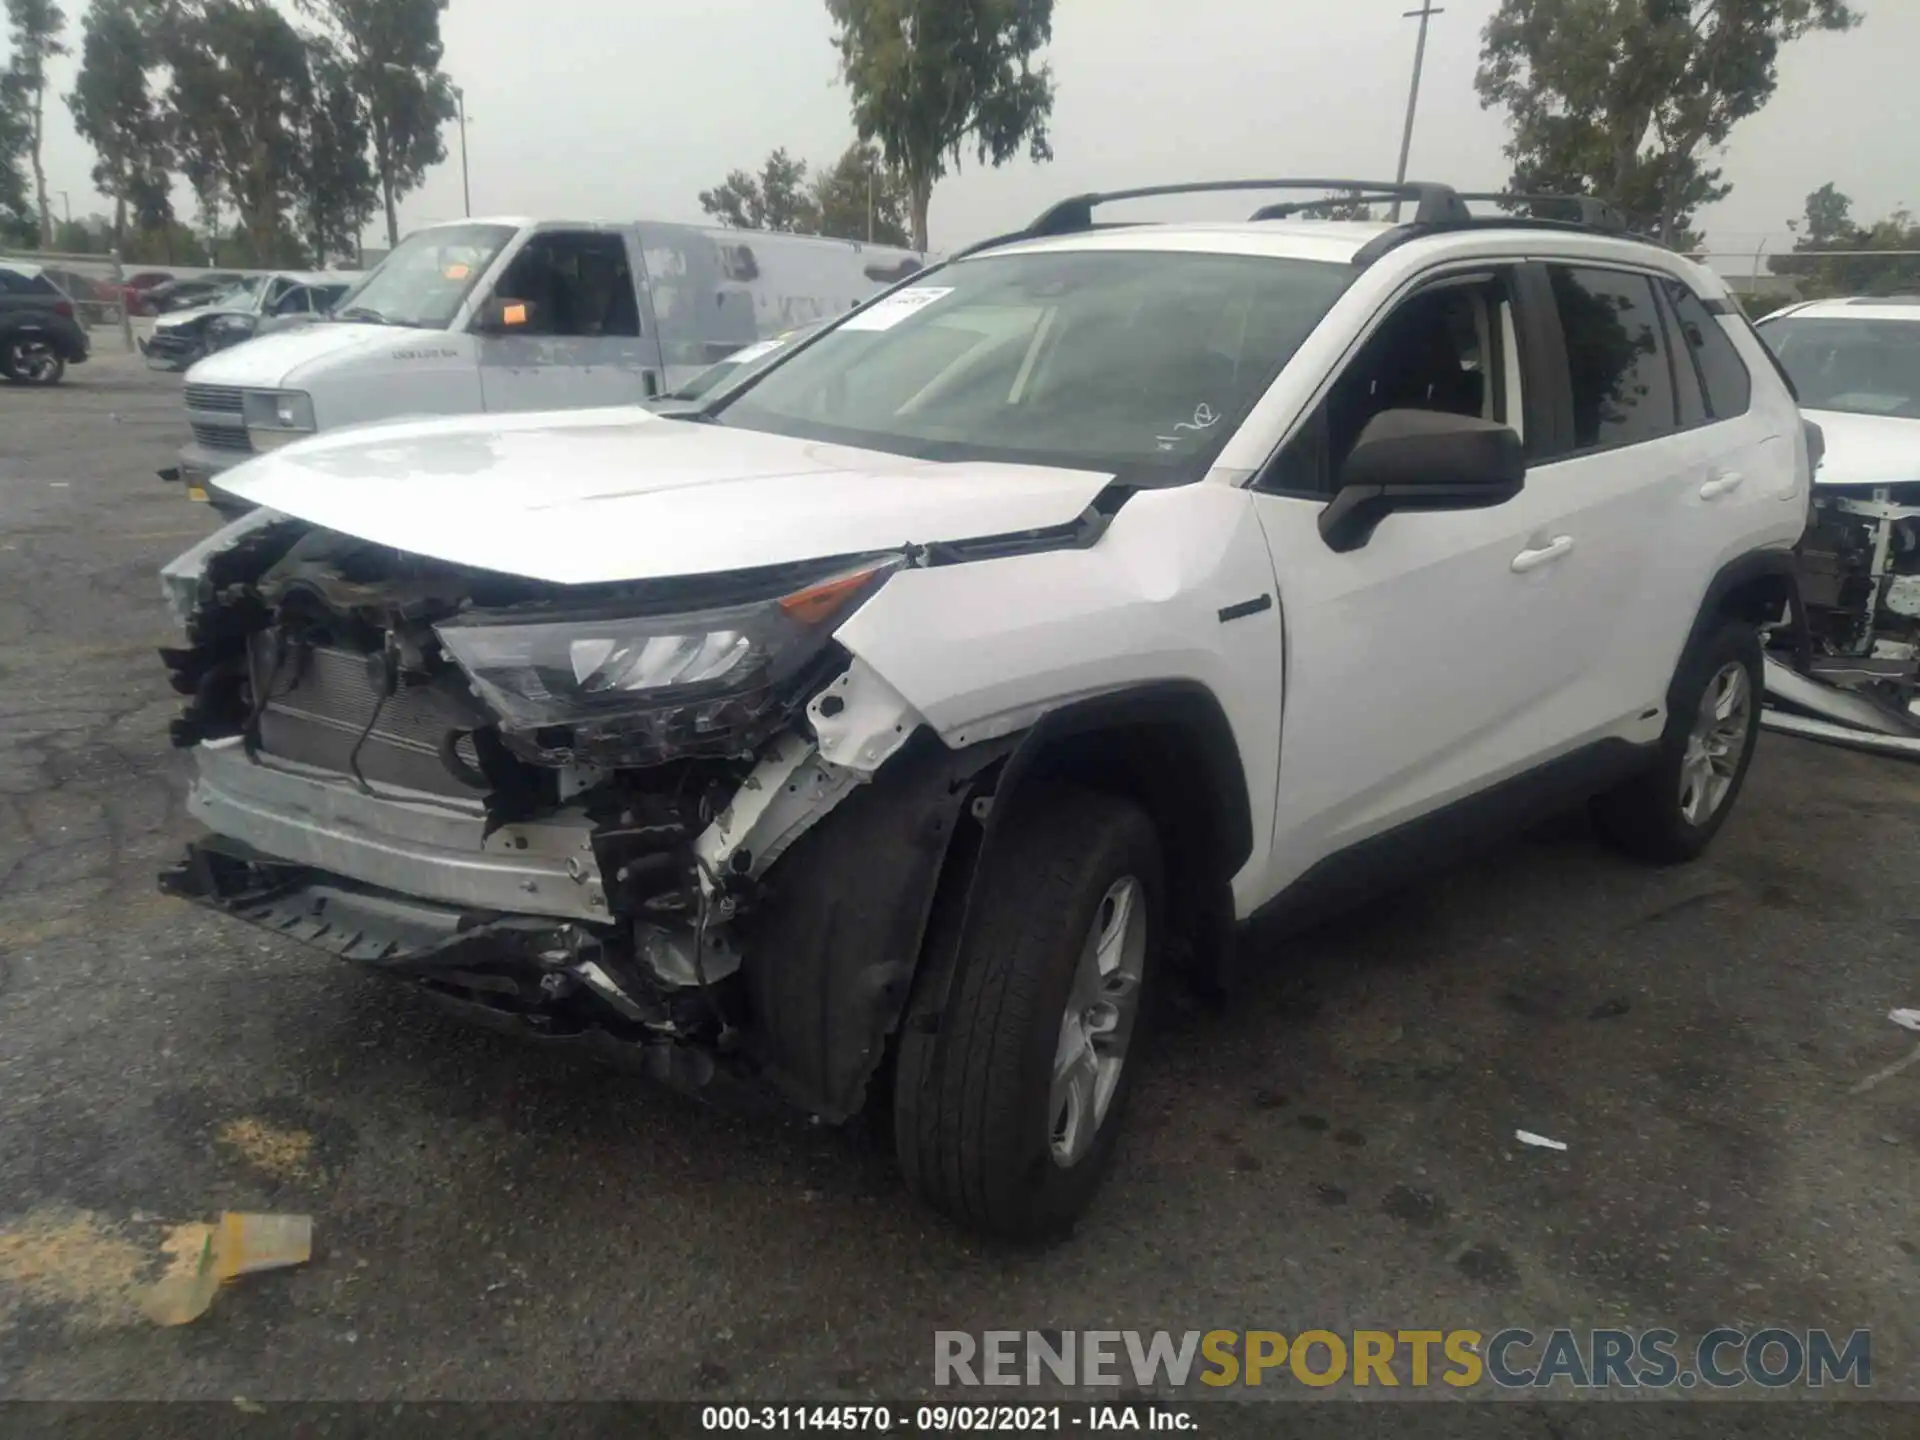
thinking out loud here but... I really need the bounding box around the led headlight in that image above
[433,557,903,748]
[243,389,316,451]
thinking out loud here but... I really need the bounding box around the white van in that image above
[166,217,924,497]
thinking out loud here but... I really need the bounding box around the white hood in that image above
[1807,409,1920,488]
[186,322,424,389]
[214,407,1116,586]
[155,303,231,331]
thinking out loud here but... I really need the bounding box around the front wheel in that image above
[1592,619,1762,864]
[893,786,1163,1239]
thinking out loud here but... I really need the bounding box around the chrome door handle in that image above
[1511,535,1575,573]
[1700,472,1745,500]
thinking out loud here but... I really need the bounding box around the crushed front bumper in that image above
[183,737,609,921]
[157,838,717,1081]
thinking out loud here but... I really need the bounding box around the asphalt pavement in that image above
[0,354,1913,1418]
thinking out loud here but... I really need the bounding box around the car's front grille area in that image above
[190,420,253,453]
[184,383,245,413]
[250,638,488,799]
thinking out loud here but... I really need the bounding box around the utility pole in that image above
[452,84,471,218]
[1391,1,1444,222]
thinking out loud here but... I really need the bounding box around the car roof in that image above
[961,218,1718,285]
[1766,298,1920,324]
[0,259,45,278]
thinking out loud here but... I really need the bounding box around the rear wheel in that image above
[893,786,1162,1239]
[1592,619,1762,864]
[2,337,65,385]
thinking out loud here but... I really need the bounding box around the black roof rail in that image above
[949,180,1649,269]
[1453,192,1630,232]
[1022,179,1473,238]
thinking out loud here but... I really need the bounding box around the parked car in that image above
[37,265,124,327]
[109,271,177,317]
[1751,296,1920,755]
[140,270,356,373]
[162,218,923,499]
[156,178,1807,1239]
[0,260,91,383]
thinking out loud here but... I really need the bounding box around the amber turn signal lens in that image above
[778,567,882,625]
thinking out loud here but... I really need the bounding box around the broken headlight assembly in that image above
[433,556,903,762]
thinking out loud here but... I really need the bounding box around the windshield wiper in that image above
[335,306,390,325]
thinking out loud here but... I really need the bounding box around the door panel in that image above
[1254,483,1605,892]
[1250,264,1617,894]
[476,227,665,413]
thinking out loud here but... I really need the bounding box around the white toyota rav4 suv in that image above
[157,180,1811,1238]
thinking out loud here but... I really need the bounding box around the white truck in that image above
[164,216,924,504]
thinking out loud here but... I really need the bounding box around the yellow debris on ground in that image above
[0,1207,151,1329]
[215,1116,314,1180]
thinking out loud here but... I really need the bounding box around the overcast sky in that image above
[25,0,1920,264]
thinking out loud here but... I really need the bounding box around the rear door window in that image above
[1546,266,1680,454]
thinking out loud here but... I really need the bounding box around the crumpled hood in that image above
[155,303,234,332]
[213,407,1117,585]
[1807,409,1920,487]
[185,322,417,389]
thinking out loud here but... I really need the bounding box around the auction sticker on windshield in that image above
[841,287,953,331]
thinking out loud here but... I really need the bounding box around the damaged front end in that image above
[1764,480,1920,759]
[157,515,1004,1119]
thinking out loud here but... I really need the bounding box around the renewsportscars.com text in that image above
[934,1327,1872,1391]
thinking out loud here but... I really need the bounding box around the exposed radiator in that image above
[249,637,487,799]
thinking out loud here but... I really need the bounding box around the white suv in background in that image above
[157,180,1809,1239]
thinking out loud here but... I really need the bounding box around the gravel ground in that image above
[0,355,1913,1424]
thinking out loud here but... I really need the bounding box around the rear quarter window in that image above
[1660,278,1752,420]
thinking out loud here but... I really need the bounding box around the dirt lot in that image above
[0,356,1914,1418]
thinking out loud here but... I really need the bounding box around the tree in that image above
[698,148,819,233]
[5,0,68,247]
[1298,191,1375,221]
[1769,184,1920,299]
[298,0,453,247]
[1477,0,1860,248]
[825,0,1056,251]
[66,0,173,249]
[812,140,911,246]
[291,37,376,265]
[0,67,32,239]
[162,0,313,264]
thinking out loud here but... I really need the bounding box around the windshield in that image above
[208,276,268,311]
[714,250,1354,477]
[1760,317,1920,420]
[330,222,516,329]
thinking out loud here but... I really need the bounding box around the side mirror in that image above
[1318,409,1526,553]
[473,297,536,336]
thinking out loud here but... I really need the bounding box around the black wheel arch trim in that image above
[1682,548,1797,679]
[991,680,1256,875]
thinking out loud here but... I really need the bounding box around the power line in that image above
[1392,1,1445,222]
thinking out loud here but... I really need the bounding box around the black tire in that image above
[1592,619,1763,865]
[893,785,1163,1240]
[2,340,64,385]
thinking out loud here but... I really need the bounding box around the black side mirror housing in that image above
[473,297,537,336]
[1319,409,1526,553]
